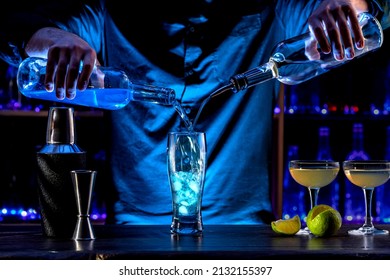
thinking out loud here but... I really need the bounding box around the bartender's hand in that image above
[25,27,98,100]
[307,0,369,60]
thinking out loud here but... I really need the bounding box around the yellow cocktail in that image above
[289,168,340,189]
[288,160,340,235]
[343,160,390,235]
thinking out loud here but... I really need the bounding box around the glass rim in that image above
[168,131,205,135]
[70,169,97,174]
[289,160,339,164]
[289,160,340,168]
[343,160,390,164]
[343,160,390,168]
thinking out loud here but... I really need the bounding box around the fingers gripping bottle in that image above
[17,58,176,110]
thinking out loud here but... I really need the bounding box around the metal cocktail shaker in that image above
[36,107,87,238]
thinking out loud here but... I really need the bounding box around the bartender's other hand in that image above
[308,0,368,61]
[25,27,98,99]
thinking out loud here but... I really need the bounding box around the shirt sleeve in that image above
[275,0,320,39]
[54,1,105,57]
[368,0,384,17]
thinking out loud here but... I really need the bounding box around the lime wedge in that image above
[271,215,301,235]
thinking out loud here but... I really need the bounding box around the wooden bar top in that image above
[1,224,390,260]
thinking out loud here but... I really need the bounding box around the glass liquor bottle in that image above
[16,57,176,110]
[316,126,340,209]
[284,85,305,114]
[344,123,370,223]
[282,145,306,220]
[229,12,382,90]
[192,13,383,127]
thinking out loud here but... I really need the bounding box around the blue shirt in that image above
[65,0,319,224]
[1,0,387,225]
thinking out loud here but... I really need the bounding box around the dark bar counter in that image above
[1,224,390,260]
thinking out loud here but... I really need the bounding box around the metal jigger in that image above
[71,170,97,240]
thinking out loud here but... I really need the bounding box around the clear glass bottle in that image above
[316,127,332,160]
[16,57,176,110]
[192,12,383,127]
[229,12,383,91]
[344,123,370,223]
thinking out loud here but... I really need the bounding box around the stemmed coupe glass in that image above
[289,160,340,235]
[343,160,390,235]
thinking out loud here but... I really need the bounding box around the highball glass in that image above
[167,131,206,235]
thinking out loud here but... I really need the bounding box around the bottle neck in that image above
[352,129,364,151]
[352,134,364,150]
[130,83,176,105]
[317,128,332,160]
[229,61,276,93]
[348,124,369,160]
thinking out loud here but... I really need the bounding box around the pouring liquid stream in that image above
[173,84,234,133]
